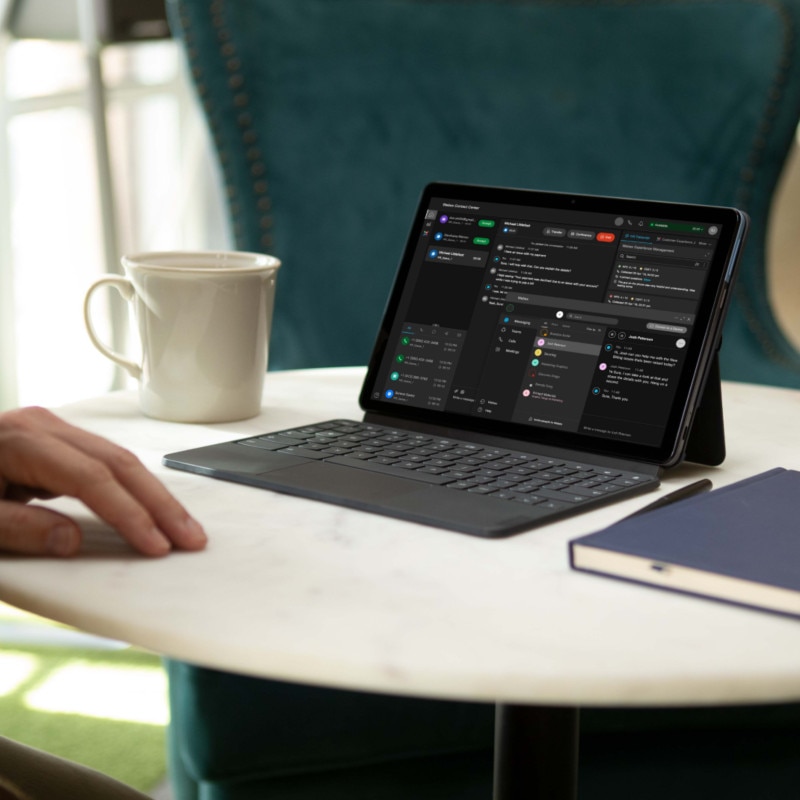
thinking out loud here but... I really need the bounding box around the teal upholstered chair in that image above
[165,1,800,798]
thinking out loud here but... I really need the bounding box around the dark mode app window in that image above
[379,197,720,447]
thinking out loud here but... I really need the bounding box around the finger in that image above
[42,410,207,550]
[2,408,207,552]
[0,432,174,556]
[80,443,208,552]
[0,501,81,557]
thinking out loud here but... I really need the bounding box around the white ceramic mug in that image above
[84,250,281,423]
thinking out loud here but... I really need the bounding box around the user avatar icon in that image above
[428,249,439,259]
[434,232,443,241]
[439,214,449,224]
[384,389,395,399]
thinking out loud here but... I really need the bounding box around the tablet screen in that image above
[361,183,748,466]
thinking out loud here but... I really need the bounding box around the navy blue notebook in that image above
[569,468,800,618]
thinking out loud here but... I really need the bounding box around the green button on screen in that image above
[473,237,490,246]
[478,219,496,228]
[649,221,705,233]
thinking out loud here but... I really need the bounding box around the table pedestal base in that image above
[493,704,579,800]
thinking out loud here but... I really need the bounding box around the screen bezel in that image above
[359,182,748,467]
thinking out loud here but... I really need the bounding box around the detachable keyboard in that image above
[236,419,656,511]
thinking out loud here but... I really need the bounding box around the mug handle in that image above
[83,276,142,380]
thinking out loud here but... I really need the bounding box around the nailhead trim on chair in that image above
[177,0,275,251]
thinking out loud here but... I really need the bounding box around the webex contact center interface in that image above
[376,196,722,447]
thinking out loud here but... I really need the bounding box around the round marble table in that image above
[1,368,799,798]
[1,367,799,708]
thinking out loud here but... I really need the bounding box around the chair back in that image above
[169,0,800,386]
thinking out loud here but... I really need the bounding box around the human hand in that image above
[0,406,207,557]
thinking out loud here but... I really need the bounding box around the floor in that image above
[0,602,174,798]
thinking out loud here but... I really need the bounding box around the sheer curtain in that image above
[1,30,229,410]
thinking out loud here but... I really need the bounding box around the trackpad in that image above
[259,460,418,503]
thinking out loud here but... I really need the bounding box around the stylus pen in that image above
[623,478,713,520]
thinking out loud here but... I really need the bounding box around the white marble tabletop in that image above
[1,367,799,708]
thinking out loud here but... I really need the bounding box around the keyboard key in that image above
[536,489,591,504]
[238,435,296,450]
[446,480,480,490]
[276,446,329,459]
[512,495,546,505]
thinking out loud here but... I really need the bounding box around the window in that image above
[1,34,229,409]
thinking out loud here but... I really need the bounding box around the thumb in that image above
[0,501,82,557]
